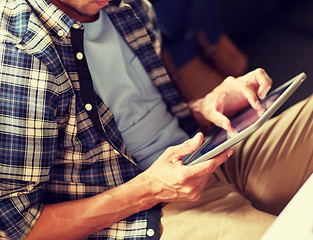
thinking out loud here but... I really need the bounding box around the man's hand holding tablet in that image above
[186,71,306,165]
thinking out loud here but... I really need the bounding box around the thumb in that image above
[174,132,204,161]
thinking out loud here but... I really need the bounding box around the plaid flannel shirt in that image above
[0,0,198,239]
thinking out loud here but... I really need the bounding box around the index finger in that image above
[251,68,272,99]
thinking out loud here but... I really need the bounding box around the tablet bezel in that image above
[185,72,306,165]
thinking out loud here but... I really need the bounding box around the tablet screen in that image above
[184,72,306,165]
[198,90,282,156]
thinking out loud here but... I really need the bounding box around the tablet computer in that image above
[185,72,307,165]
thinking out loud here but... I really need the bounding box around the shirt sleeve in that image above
[0,180,43,239]
[0,43,58,239]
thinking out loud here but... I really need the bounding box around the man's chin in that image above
[94,0,111,8]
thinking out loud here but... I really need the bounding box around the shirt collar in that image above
[28,0,76,41]
[28,0,122,40]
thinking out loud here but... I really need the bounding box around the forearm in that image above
[25,133,230,240]
[25,174,157,240]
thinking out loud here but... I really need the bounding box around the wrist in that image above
[127,172,162,209]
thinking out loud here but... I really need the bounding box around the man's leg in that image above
[160,172,275,240]
[222,94,313,215]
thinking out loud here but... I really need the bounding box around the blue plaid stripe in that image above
[0,0,198,239]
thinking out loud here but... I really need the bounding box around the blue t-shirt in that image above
[83,10,189,169]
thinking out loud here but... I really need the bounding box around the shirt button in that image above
[72,23,80,29]
[85,103,93,111]
[57,30,64,37]
[76,52,84,60]
[147,229,155,237]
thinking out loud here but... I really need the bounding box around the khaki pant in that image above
[161,95,313,240]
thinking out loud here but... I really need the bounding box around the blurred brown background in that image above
[217,0,313,114]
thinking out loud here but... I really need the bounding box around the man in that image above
[0,0,312,240]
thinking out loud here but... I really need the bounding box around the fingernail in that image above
[194,132,202,139]
[228,149,233,157]
[254,100,261,109]
[257,108,265,116]
[227,129,238,139]
[222,121,228,130]
[260,91,267,99]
